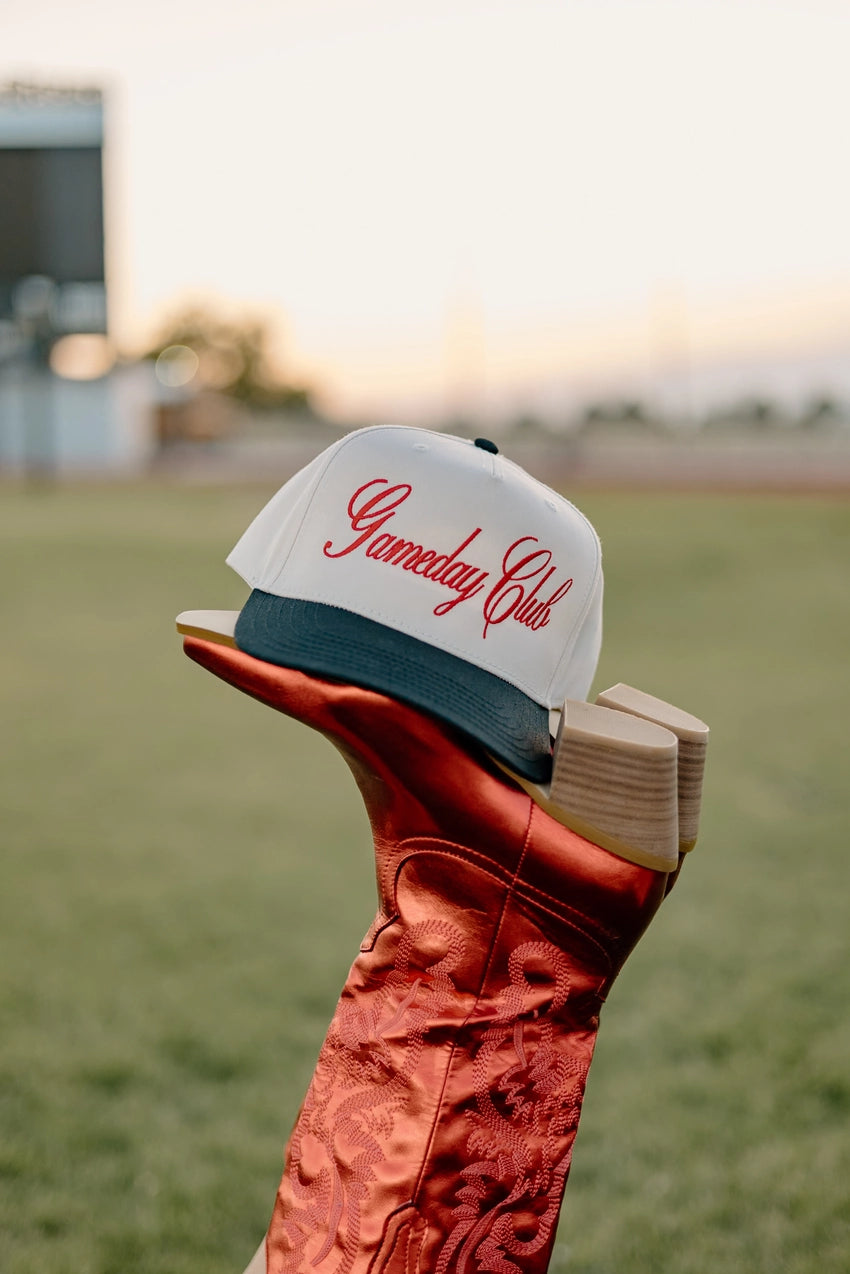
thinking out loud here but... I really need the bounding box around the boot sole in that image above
[176,609,238,646]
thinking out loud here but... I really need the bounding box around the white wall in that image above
[0,362,158,475]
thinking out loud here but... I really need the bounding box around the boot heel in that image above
[548,700,680,872]
[594,684,709,853]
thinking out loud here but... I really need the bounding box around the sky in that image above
[3,0,850,420]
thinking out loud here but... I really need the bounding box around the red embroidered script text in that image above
[323,478,573,638]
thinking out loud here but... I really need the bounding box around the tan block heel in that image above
[594,684,709,853]
[549,700,681,872]
[497,701,681,873]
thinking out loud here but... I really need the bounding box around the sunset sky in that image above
[3,0,849,420]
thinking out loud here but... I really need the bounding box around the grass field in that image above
[1,480,848,1274]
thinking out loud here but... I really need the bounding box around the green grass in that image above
[1,482,848,1273]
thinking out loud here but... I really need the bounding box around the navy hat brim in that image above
[234,590,553,784]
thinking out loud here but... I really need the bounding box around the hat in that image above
[221,426,603,782]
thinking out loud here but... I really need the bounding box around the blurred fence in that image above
[148,427,850,492]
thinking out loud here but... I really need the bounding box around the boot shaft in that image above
[184,638,671,1274]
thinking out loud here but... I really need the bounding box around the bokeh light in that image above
[154,343,200,388]
[49,333,116,380]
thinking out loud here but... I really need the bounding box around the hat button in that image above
[474,437,499,454]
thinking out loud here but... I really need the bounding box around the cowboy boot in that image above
[182,632,706,1274]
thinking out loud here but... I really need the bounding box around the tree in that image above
[144,304,315,412]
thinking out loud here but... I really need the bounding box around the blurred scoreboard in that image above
[0,84,107,333]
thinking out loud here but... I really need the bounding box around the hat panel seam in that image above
[235,447,336,590]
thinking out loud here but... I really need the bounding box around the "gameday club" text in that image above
[323,479,574,639]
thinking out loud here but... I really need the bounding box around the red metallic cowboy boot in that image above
[183,634,705,1274]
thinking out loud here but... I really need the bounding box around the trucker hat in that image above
[221,425,602,783]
